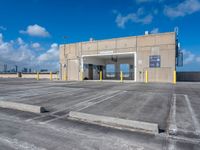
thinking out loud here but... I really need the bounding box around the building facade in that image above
[59,32,178,82]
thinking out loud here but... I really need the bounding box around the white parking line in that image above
[168,94,177,135]
[8,87,84,103]
[40,91,126,124]
[184,94,200,135]
[26,90,119,122]
[77,91,127,111]
[39,114,69,124]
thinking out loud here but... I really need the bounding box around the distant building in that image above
[15,65,18,73]
[22,68,28,73]
[3,64,7,73]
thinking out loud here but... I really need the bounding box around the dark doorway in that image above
[88,64,93,80]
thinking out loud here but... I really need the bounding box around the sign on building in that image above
[149,55,161,68]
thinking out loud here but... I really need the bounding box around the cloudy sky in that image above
[0,0,200,71]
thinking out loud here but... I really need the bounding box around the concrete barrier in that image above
[69,111,159,134]
[0,101,46,113]
[0,73,58,79]
[0,74,18,78]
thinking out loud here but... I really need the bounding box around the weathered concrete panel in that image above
[98,40,116,50]
[82,42,98,51]
[116,37,136,49]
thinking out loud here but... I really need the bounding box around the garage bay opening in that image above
[82,53,136,81]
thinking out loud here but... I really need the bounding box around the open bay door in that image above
[82,52,136,81]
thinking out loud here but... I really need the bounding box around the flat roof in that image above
[60,31,176,46]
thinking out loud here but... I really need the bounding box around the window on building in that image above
[106,64,115,77]
[120,64,130,77]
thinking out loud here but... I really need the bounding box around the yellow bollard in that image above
[100,71,102,81]
[36,72,39,80]
[64,72,67,81]
[145,70,148,83]
[50,72,52,81]
[80,71,83,81]
[120,71,123,82]
[173,70,176,84]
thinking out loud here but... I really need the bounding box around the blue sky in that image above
[0,0,200,71]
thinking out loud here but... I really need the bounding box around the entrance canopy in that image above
[82,53,136,81]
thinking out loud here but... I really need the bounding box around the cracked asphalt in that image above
[0,78,200,150]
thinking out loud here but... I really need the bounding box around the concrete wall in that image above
[0,73,58,79]
[137,33,176,82]
[0,74,18,78]
[177,72,200,82]
[60,32,176,83]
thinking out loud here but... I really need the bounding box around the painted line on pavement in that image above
[184,94,200,135]
[39,91,124,124]
[26,90,119,122]
[168,94,177,135]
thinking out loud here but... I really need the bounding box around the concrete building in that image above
[59,32,179,82]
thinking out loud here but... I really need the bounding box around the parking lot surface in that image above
[0,78,200,150]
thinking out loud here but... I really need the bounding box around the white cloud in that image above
[0,33,58,71]
[20,24,50,37]
[0,34,35,66]
[17,37,24,45]
[150,28,159,34]
[0,26,6,31]
[164,0,200,18]
[37,43,59,62]
[31,42,41,49]
[196,57,200,62]
[182,49,198,65]
[115,8,153,28]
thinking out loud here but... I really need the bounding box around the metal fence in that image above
[177,72,200,82]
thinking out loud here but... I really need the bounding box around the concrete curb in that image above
[69,111,159,134]
[0,101,46,113]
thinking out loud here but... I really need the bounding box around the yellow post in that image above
[145,70,148,83]
[173,70,176,84]
[120,71,123,82]
[64,72,67,81]
[36,72,39,80]
[80,71,83,81]
[100,71,102,81]
[50,72,52,81]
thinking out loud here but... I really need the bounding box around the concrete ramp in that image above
[69,111,159,134]
[0,101,46,113]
